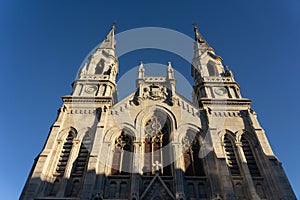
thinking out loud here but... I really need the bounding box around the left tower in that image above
[20,26,118,199]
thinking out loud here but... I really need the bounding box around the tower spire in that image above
[72,26,119,103]
[193,24,214,52]
[96,24,116,50]
[77,26,118,78]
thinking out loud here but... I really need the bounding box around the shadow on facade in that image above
[21,166,214,200]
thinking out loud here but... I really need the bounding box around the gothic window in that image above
[187,182,196,198]
[207,61,218,76]
[111,131,133,175]
[95,59,105,74]
[119,181,128,198]
[241,136,261,177]
[108,181,117,197]
[198,183,208,198]
[182,134,205,176]
[71,135,91,177]
[56,131,75,177]
[235,182,246,199]
[143,115,172,176]
[224,135,240,176]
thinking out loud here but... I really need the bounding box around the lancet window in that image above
[241,136,260,177]
[56,131,76,177]
[66,134,92,197]
[143,115,172,176]
[207,61,219,76]
[223,135,240,176]
[182,134,205,176]
[111,131,133,175]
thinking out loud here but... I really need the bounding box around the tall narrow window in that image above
[56,131,75,176]
[224,136,240,176]
[207,61,218,76]
[241,136,260,177]
[143,115,172,176]
[72,135,91,177]
[51,130,76,196]
[111,131,133,175]
[183,135,204,176]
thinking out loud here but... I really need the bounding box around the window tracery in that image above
[111,131,133,175]
[143,115,171,176]
[182,134,204,176]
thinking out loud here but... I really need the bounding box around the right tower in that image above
[192,25,296,199]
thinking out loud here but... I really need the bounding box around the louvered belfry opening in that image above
[111,131,133,175]
[72,135,91,177]
[241,136,260,177]
[224,136,240,176]
[64,134,92,197]
[47,131,75,196]
[56,131,75,176]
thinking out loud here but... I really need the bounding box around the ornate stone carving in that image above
[213,87,227,96]
[142,84,168,101]
[152,161,162,172]
[84,85,98,94]
[115,133,132,150]
[130,84,178,106]
[145,116,162,138]
[182,135,195,152]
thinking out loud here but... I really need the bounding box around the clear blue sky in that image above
[0,1,299,199]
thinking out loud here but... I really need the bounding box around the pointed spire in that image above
[193,24,214,52]
[138,61,145,79]
[167,61,174,79]
[96,23,116,50]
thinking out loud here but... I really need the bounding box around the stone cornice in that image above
[62,95,112,103]
[199,98,252,106]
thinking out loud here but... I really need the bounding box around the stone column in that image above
[92,142,111,197]
[172,143,186,200]
[130,142,141,199]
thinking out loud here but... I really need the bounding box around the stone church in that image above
[20,25,296,200]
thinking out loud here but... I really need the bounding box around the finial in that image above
[168,61,172,67]
[139,61,144,68]
[139,61,145,78]
[112,20,117,29]
[193,22,198,29]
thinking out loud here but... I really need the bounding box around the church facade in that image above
[20,25,296,200]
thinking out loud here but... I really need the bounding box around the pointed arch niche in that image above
[46,128,78,197]
[223,133,247,199]
[182,131,205,176]
[66,132,93,197]
[207,60,219,76]
[142,111,173,176]
[105,130,133,199]
[223,134,241,176]
[111,130,134,175]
